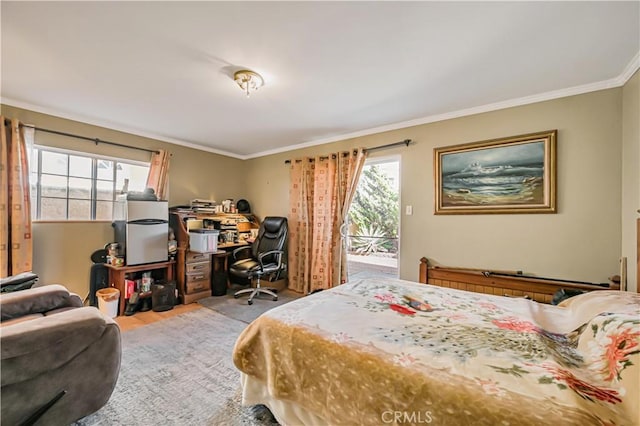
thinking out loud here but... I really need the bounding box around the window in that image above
[29,146,150,221]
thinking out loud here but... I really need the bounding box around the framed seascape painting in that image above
[434,130,557,214]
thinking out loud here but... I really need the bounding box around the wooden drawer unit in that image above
[179,251,212,303]
[186,252,211,263]
[185,275,210,294]
[186,261,211,275]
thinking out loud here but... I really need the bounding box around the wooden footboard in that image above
[419,257,619,304]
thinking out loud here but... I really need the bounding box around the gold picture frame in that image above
[434,130,557,214]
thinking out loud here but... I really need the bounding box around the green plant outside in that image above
[348,164,399,255]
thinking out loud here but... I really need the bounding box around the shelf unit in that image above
[104,260,175,316]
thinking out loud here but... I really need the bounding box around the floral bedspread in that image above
[233,278,640,425]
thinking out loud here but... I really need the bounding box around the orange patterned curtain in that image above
[288,159,314,293]
[335,148,367,285]
[146,149,170,200]
[309,155,338,291]
[0,117,34,277]
[288,149,367,293]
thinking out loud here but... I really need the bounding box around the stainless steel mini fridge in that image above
[113,198,169,266]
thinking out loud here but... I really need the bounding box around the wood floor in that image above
[115,303,202,332]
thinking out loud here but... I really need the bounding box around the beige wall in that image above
[246,89,624,284]
[1,105,248,297]
[3,82,634,296]
[621,70,639,292]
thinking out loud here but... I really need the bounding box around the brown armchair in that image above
[1,284,121,425]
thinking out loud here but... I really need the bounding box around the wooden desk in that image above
[104,260,175,316]
[218,241,250,250]
[169,211,259,303]
[214,242,250,289]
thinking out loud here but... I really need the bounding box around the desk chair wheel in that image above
[248,300,253,305]
[273,296,278,301]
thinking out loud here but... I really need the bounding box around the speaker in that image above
[89,264,109,307]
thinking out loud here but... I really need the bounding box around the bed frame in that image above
[418,257,619,304]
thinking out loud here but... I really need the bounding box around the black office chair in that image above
[230,217,288,305]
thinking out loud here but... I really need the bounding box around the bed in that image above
[233,268,639,425]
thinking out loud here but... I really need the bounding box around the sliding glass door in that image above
[347,156,400,280]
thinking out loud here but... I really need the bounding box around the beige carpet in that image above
[74,308,279,426]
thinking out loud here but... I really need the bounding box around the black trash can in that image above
[211,272,228,296]
[151,280,176,312]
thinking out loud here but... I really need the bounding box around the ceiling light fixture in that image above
[233,70,264,98]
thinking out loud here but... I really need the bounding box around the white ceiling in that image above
[2,2,638,159]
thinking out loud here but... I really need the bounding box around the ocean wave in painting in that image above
[442,162,544,205]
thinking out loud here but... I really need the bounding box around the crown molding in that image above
[3,50,638,161]
[245,51,640,159]
[616,51,640,85]
[0,97,245,159]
